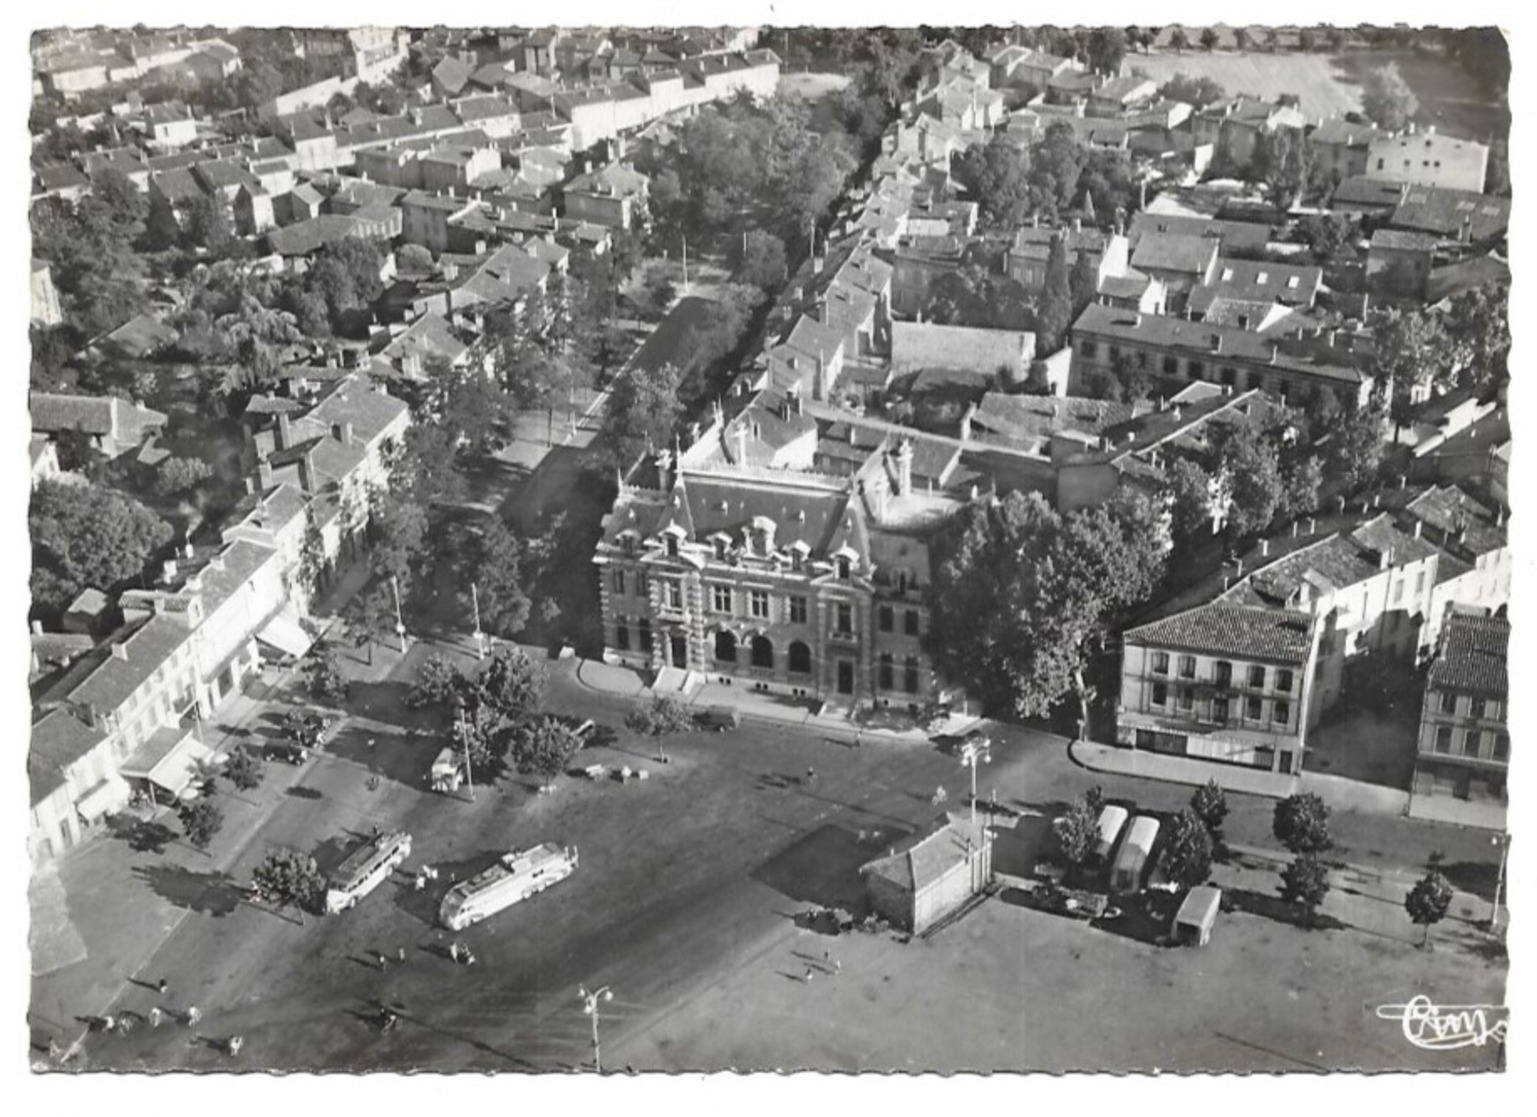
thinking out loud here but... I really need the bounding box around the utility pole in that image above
[456,707,476,803]
[391,575,410,652]
[471,582,485,660]
[1490,833,1509,933]
[579,984,613,1073]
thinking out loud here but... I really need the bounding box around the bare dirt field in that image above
[1126,49,1507,141]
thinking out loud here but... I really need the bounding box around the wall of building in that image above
[1415,684,1508,802]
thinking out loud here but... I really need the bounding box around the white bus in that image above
[325,831,413,914]
[439,843,579,931]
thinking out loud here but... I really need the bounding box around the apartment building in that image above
[1414,611,1508,805]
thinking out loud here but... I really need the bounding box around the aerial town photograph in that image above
[19,3,1518,1093]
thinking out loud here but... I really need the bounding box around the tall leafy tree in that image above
[510,717,583,789]
[468,517,533,640]
[1052,796,1099,868]
[1086,28,1129,74]
[30,480,173,614]
[1035,234,1072,357]
[178,799,225,851]
[606,361,684,470]
[471,645,547,725]
[1190,779,1229,847]
[1161,809,1215,890]
[952,135,1033,229]
[252,849,326,915]
[1404,871,1455,948]
[1068,248,1099,322]
[1361,63,1420,132]
[1272,793,1332,855]
[1279,853,1331,929]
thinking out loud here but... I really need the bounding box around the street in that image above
[44,634,1507,1072]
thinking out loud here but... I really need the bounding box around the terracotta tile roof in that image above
[1428,613,1507,696]
[1126,603,1315,663]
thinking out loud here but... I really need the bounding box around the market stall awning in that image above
[256,605,314,661]
[76,775,129,821]
[121,726,216,799]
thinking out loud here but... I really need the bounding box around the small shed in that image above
[1172,885,1222,946]
[860,813,993,934]
[1109,815,1161,893]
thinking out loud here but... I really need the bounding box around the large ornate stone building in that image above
[594,451,955,714]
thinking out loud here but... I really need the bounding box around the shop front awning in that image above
[256,605,315,661]
[121,727,217,799]
[76,775,130,821]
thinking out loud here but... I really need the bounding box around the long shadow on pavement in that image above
[751,823,909,912]
[131,865,243,918]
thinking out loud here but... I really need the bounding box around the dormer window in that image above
[666,536,679,557]
[621,534,637,557]
[837,556,851,579]
[713,537,728,561]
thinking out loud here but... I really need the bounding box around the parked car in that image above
[697,706,741,732]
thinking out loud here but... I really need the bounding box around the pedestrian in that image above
[414,872,426,892]
[377,951,388,971]
[186,1006,201,1026]
[823,948,831,962]
[148,1007,163,1028]
[806,767,815,784]
[157,978,169,996]
[396,947,406,964]
[372,823,382,838]
[228,1035,243,1056]
[100,1014,116,1033]
[804,967,815,983]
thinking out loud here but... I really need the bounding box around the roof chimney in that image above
[1261,539,1269,557]
[1414,520,1423,539]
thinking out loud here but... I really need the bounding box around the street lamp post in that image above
[959,736,992,828]
[579,984,613,1073]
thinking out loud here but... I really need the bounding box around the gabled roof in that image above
[432,54,475,95]
[1389,187,1509,242]
[1428,613,1508,697]
[1309,116,1379,148]
[30,707,108,804]
[861,812,991,894]
[31,391,167,441]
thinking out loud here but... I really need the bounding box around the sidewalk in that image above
[1067,740,1465,823]
[574,658,983,743]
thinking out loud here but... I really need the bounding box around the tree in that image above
[929,490,1167,724]
[1086,28,1129,75]
[463,517,534,639]
[1296,212,1353,261]
[1322,401,1385,493]
[1404,870,1455,948]
[1035,234,1072,357]
[1027,123,1087,220]
[1233,28,1253,53]
[155,456,214,496]
[1272,792,1332,855]
[1052,797,1098,868]
[625,694,696,759]
[1252,127,1314,208]
[1068,248,1099,322]
[472,646,547,725]
[343,584,398,666]
[1190,779,1229,846]
[452,701,510,782]
[251,849,326,915]
[180,193,236,256]
[1369,307,1449,438]
[1160,809,1215,890]
[1168,27,1191,53]
[1361,63,1420,132]
[1298,28,1319,52]
[510,716,583,788]
[397,243,434,273]
[625,695,697,738]
[1199,28,1220,52]
[178,799,224,851]
[1084,785,1106,817]
[736,230,788,291]
[303,647,348,705]
[30,480,173,614]
[1440,285,1510,393]
[1214,420,1285,537]
[1279,853,1331,928]
[143,191,182,252]
[1280,454,1325,520]
[223,746,265,792]
[406,653,468,710]
[952,135,1033,229]
[606,361,684,469]
[1167,457,1222,546]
